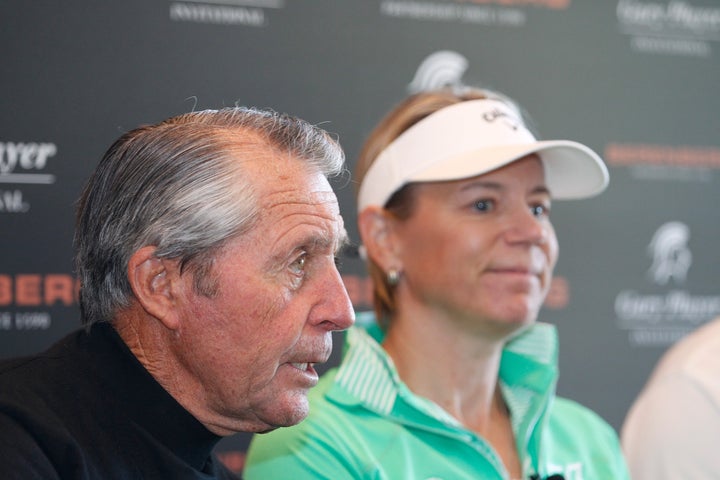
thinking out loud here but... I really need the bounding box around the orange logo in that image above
[457,0,570,8]
[606,143,720,168]
[0,274,79,307]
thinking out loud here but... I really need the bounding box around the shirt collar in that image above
[332,315,559,419]
[87,322,223,472]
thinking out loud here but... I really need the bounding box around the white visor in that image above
[357,99,609,212]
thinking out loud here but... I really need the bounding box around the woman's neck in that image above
[381,306,523,478]
[382,308,507,430]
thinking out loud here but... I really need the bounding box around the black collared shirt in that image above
[0,322,240,480]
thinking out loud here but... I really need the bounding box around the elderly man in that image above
[0,107,355,479]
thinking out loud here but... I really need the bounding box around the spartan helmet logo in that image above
[407,50,468,94]
[647,222,692,286]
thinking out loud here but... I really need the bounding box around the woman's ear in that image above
[127,246,183,330]
[357,207,402,272]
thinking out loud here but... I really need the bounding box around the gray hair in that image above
[75,106,345,326]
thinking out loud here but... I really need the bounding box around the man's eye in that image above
[474,199,494,212]
[290,254,307,275]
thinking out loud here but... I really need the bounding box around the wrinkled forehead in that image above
[252,157,337,205]
[247,153,342,223]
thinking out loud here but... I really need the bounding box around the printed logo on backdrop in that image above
[0,274,79,331]
[408,51,469,93]
[0,141,57,213]
[606,143,720,182]
[614,221,720,347]
[380,0,570,27]
[169,0,284,27]
[616,0,720,57]
[0,141,73,333]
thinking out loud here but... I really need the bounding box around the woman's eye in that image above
[473,199,494,212]
[531,204,550,217]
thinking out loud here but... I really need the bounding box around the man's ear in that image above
[127,246,183,330]
[357,207,402,272]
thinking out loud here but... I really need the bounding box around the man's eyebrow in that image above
[330,228,350,255]
[296,227,349,255]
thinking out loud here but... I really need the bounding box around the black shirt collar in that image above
[85,322,223,472]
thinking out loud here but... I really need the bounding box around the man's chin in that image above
[256,425,279,434]
[252,397,310,432]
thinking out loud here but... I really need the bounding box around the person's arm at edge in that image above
[622,374,720,480]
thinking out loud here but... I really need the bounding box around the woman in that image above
[245,87,630,479]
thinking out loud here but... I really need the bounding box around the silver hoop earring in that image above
[387,269,400,286]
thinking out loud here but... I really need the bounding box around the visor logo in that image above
[482,108,520,131]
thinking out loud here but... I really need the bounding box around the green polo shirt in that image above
[245,317,629,479]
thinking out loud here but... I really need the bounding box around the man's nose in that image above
[311,265,355,331]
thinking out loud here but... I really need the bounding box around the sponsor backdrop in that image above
[2,0,718,472]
